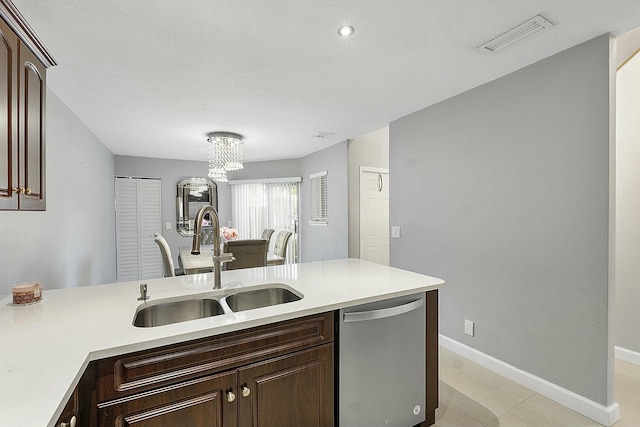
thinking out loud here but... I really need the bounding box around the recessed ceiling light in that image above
[338,25,355,37]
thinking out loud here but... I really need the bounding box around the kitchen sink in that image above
[133,298,225,327]
[224,286,302,312]
[133,284,303,327]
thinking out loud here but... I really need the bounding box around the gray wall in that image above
[300,141,349,262]
[0,89,116,298]
[615,49,640,355]
[390,34,614,405]
[347,127,389,258]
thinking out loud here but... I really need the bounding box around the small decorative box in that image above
[13,282,42,305]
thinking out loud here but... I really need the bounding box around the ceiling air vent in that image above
[314,132,335,139]
[477,15,554,53]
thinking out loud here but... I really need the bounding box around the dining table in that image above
[178,244,285,275]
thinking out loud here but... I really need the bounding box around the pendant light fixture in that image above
[207,132,244,182]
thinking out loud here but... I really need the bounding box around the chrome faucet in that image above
[191,205,234,289]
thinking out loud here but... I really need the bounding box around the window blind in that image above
[230,179,300,263]
[310,171,327,225]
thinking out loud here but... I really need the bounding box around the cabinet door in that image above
[56,362,96,427]
[17,42,46,210]
[0,18,18,210]
[237,344,334,427]
[98,372,237,427]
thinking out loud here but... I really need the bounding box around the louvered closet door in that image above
[138,179,163,278]
[115,177,163,281]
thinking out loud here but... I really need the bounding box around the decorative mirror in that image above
[176,177,218,237]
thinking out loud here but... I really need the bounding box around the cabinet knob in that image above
[59,416,76,427]
[227,391,236,402]
[13,187,32,195]
[242,386,251,398]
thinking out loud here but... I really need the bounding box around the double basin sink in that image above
[133,284,302,328]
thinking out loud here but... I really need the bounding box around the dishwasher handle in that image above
[343,298,423,323]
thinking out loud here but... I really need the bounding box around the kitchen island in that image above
[0,258,443,427]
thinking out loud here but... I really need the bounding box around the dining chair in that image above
[273,230,293,261]
[154,234,184,277]
[223,239,269,270]
[261,228,275,247]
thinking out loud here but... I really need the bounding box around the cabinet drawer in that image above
[97,372,237,427]
[96,312,333,401]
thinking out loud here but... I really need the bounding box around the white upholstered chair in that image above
[154,234,184,277]
[273,230,293,262]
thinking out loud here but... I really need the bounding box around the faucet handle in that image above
[213,252,235,263]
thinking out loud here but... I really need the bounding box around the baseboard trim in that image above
[440,334,620,426]
[615,346,640,366]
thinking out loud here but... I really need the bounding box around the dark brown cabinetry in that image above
[0,0,55,211]
[238,344,334,427]
[98,372,237,427]
[55,363,96,427]
[0,16,19,210]
[16,41,46,209]
[422,289,439,426]
[91,312,334,427]
[56,385,81,427]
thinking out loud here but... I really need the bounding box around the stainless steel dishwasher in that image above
[338,292,426,427]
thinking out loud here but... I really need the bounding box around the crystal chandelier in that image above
[207,132,244,182]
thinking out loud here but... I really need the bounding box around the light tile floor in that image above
[435,347,640,427]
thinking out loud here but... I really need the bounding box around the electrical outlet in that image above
[464,319,474,337]
[165,222,171,230]
[391,226,401,238]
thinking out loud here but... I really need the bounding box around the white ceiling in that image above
[12,0,640,163]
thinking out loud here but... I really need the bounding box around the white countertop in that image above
[0,258,443,427]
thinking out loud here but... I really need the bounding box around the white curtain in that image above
[230,179,300,263]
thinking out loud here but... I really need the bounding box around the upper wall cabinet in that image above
[0,17,18,210]
[0,0,56,211]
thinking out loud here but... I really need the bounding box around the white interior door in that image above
[360,168,389,265]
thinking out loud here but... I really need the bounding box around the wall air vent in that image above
[477,15,554,53]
